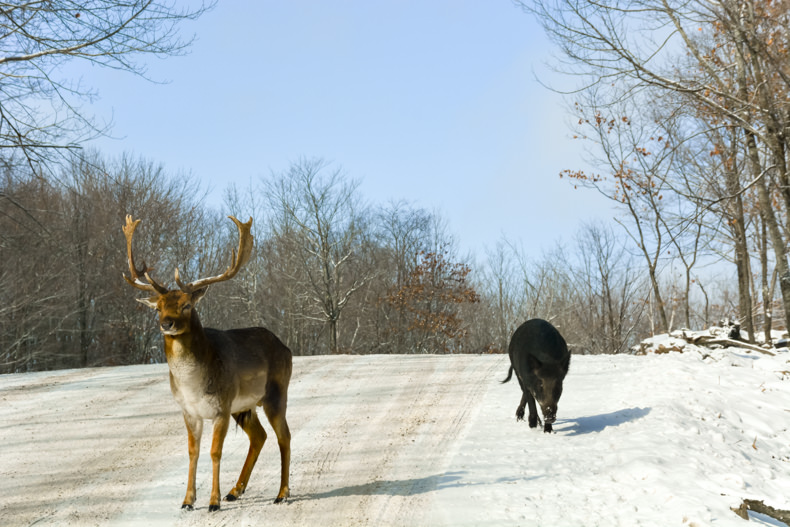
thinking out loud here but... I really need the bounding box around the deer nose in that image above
[161,319,175,332]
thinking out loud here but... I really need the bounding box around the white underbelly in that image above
[176,389,261,418]
[230,393,261,414]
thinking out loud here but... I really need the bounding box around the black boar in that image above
[502,318,570,433]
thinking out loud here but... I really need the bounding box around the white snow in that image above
[1,341,789,526]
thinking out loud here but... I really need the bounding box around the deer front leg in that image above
[208,414,230,512]
[182,414,203,510]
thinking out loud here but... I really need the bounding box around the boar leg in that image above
[526,392,541,429]
[516,390,527,421]
[515,373,529,420]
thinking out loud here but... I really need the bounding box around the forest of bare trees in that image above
[0,151,748,373]
[520,0,789,344]
[1,0,787,372]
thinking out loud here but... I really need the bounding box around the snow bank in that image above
[634,325,788,357]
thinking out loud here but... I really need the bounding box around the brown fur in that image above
[123,215,292,511]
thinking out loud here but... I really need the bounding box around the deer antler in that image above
[122,215,169,294]
[175,216,254,293]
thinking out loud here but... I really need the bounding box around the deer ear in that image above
[136,296,159,310]
[191,287,208,304]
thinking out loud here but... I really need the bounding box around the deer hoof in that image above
[181,504,194,511]
[208,504,221,512]
[225,493,238,502]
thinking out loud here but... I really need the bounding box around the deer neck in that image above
[163,311,213,366]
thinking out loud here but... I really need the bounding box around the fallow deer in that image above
[122,214,292,512]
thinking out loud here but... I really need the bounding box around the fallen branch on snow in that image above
[691,337,776,356]
[732,499,790,523]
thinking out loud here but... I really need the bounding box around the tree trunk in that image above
[329,317,339,354]
[723,162,754,342]
[760,218,773,345]
[683,267,692,329]
[745,130,790,331]
[647,262,669,332]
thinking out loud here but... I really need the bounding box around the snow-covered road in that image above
[1,350,788,526]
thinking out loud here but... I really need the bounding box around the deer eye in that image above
[181,304,192,312]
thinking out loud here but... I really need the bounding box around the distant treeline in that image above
[0,153,761,373]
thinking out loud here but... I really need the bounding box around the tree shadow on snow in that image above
[289,471,537,502]
[555,407,651,436]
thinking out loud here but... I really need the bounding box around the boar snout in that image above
[542,404,557,433]
[542,404,557,424]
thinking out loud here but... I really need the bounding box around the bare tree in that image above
[562,95,675,332]
[482,240,520,353]
[376,200,432,289]
[519,0,790,329]
[374,200,433,352]
[265,158,374,354]
[0,0,211,171]
[571,222,645,353]
[0,151,207,372]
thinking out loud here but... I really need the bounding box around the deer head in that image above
[122,215,253,335]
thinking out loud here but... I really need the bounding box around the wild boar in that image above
[502,318,570,433]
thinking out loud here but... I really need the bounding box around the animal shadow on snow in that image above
[555,407,651,436]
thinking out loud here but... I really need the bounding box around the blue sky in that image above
[73,1,612,256]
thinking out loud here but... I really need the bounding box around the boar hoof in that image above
[528,414,539,428]
[516,406,525,421]
[543,423,553,433]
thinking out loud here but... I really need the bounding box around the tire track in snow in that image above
[373,355,504,525]
[0,365,182,527]
[186,354,505,527]
[1,355,506,527]
[273,355,434,526]
[269,355,503,527]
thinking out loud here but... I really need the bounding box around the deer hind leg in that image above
[263,381,291,503]
[208,414,230,512]
[226,410,267,502]
[182,414,203,510]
